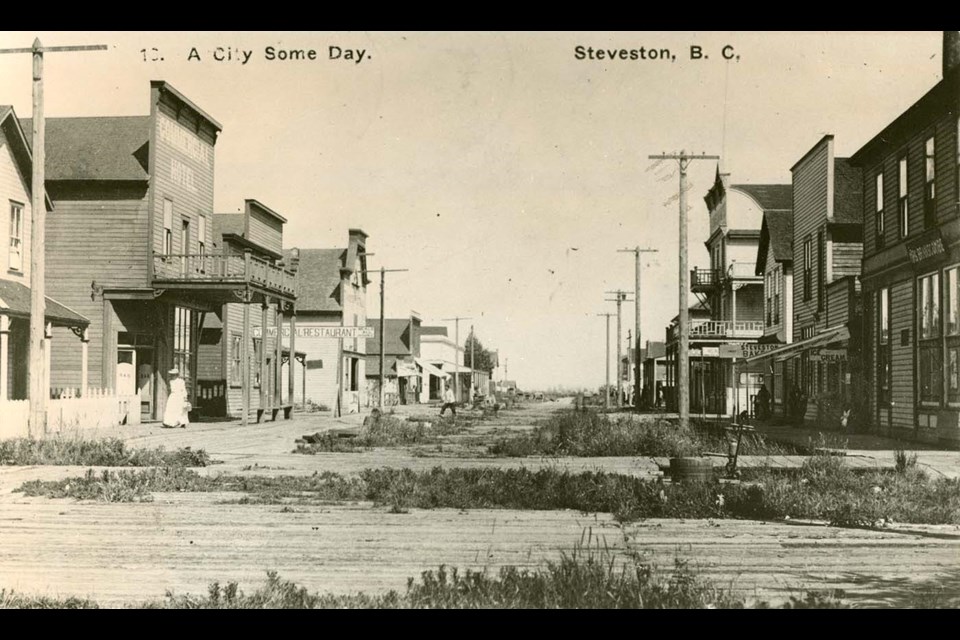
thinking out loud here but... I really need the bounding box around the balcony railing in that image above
[152,253,297,298]
[691,268,721,291]
[690,319,764,339]
[725,262,761,280]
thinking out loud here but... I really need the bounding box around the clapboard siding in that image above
[248,207,282,255]
[791,139,830,340]
[762,246,783,340]
[295,314,344,410]
[46,193,149,390]
[0,125,31,284]
[889,280,914,430]
[833,242,862,280]
[150,100,215,260]
[221,300,281,418]
[826,281,849,328]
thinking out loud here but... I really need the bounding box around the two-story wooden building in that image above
[0,106,89,404]
[282,230,370,415]
[852,32,960,447]
[365,312,422,406]
[39,81,297,422]
[675,170,791,417]
[746,135,864,427]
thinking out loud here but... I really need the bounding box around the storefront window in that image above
[919,273,942,403]
[878,288,891,407]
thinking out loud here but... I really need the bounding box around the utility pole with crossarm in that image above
[618,247,658,411]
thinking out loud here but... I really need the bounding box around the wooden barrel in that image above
[669,457,715,483]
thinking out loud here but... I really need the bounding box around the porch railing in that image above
[152,252,297,297]
[689,319,764,339]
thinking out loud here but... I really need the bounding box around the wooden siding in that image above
[247,207,282,255]
[46,190,149,390]
[791,138,830,342]
[150,99,215,261]
[833,242,863,280]
[218,300,282,418]
[889,279,914,432]
[0,125,31,283]
[825,279,853,328]
[761,246,783,340]
[864,112,959,261]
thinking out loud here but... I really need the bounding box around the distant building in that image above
[366,312,422,405]
[419,325,482,403]
[641,341,667,407]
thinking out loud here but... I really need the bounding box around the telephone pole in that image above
[469,324,476,393]
[441,316,472,402]
[648,151,719,429]
[619,247,658,411]
[605,290,633,409]
[596,313,613,410]
[360,266,408,410]
[0,39,107,435]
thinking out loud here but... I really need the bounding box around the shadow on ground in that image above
[825,568,960,608]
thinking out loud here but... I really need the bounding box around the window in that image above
[173,306,194,396]
[765,271,772,326]
[163,199,173,255]
[918,273,942,404]
[947,267,960,403]
[925,136,936,228]
[803,237,812,301]
[180,219,190,274]
[817,230,825,312]
[774,267,781,325]
[898,156,909,238]
[230,333,242,385]
[198,214,207,259]
[8,201,23,271]
[252,338,262,387]
[875,172,885,248]
[878,288,891,407]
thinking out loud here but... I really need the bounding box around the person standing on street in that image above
[440,382,457,417]
[162,368,191,429]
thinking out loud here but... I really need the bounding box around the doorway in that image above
[117,349,137,397]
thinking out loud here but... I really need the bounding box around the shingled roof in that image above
[755,210,794,275]
[20,116,150,182]
[284,248,346,313]
[733,184,794,212]
[1,106,52,211]
[366,318,414,355]
[0,280,88,327]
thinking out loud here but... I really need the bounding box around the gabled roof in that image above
[755,210,794,275]
[366,318,414,355]
[20,115,151,182]
[732,184,793,212]
[284,248,346,313]
[420,326,449,337]
[1,106,53,211]
[644,341,666,360]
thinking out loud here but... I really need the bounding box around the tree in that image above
[463,331,497,374]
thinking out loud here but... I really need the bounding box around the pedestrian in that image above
[756,384,770,421]
[162,368,191,429]
[656,385,663,409]
[440,383,457,417]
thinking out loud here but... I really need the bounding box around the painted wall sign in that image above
[253,326,375,339]
[906,229,946,265]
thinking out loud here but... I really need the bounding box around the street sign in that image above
[253,326,375,339]
[701,346,720,357]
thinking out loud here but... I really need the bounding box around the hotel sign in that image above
[253,326,375,339]
[907,229,946,266]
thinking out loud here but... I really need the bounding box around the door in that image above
[136,349,154,419]
[117,349,137,397]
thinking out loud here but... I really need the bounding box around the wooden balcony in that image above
[690,319,764,339]
[691,268,721,292]
[152,252,297,301]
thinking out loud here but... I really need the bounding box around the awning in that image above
[0,279,89,327]
[415,357,450,379]
[396,360,419,377]
[744,325,851,364]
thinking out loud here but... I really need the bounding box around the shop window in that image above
[173,306,194,395]
[918,272,942,403]
[230,333,242,385]
[945,266,960,403]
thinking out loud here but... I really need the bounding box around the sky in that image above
[0,31,947,390]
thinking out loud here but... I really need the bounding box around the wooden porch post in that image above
[260,300,269,413]
[288,309,296,410]
[80,327,89,396]
[275,304,283,409]
[241,298,250,426]
[0,314,9,401]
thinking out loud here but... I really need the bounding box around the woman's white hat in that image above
[167,368,180,376]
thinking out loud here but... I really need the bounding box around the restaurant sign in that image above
[253,326,375,339]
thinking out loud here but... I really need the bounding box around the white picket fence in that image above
[0,388,140,440]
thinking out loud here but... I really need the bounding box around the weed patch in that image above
[0,437,211,467]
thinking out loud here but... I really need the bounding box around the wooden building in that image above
[196,201,306,419]
[0,106,89,402]
[746,135,864,427]
[641,340,667,408]
[667,171,791,417]
[38,81,296,422]
[365,313,422,405]
[281,231,370,415]
[851,32,960,446]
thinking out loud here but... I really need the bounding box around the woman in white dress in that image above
[162,368,191,429]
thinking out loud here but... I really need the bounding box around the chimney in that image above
[945,31,960,78]
[348,228,368,250]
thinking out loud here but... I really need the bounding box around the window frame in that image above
[875,171,885,249]
[803,236,812,301]
[918,271,943,406]
[924,135,936,228]
[878,288,891,408]
[898,154,909,239]
[162,198,174,255]
[8,200,23,272]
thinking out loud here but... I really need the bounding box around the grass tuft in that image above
[0,437,211,467]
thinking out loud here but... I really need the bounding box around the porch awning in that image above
[396,360,419,377]
[744,325,851,364]
[0,280,89,327]
[415,357,450,379]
